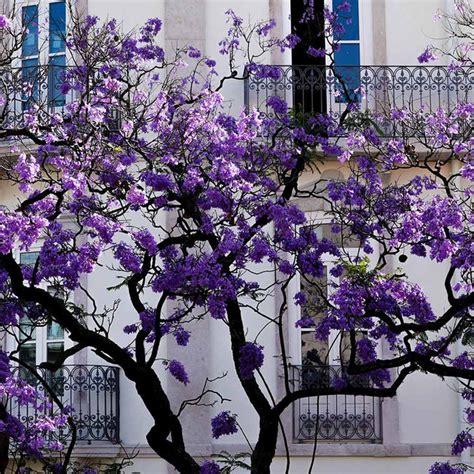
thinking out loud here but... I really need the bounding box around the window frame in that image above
[17,0,68,110]
[287,211,380,368]
[6,246,71,373]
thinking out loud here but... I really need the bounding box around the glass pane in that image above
[19,316,36,341]
[301,331,329,366]
[19,344,36,366]
[22,5,38,57]
[334,0,359,41]
[21,59,39,110]
[48,55,66,106]
[340,331,367,364]
[19,344,37,385]
[47,342,64,364]
[20,251,40,267]
[44,348,64,396]
[49,2,66,54]
[335,44,361,103]
[310,223,361,249]
[300,266,328,323]
[47,320,64,340]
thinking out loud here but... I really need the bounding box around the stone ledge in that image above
[64,442,472,459]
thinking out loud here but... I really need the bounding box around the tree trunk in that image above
[250,415,279,474]
[0,403,9,473]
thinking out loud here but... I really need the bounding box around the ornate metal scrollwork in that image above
[8,365,120,443]
[291,365,382,443]
[245,65,473,137]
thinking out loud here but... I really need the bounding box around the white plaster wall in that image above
[384,0,447,64]
[88,0,165,37]
[0,0,468,469]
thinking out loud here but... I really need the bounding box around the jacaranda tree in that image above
[0,1,471,473]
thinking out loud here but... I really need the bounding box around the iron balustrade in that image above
[244,65,473,136]
[0,65,121,131]
[7,365,120,443]
[291,365,382,443]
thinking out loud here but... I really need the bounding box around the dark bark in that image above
[0,403,8,473]
[250,415,279,474]
[0,253,200,473]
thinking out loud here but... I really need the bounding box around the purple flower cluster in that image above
[266,95,288,115]
[211,411,238,439]
[200,461,221,474]
[429,462,465,474]
[239,342,264,380]
[451,430,473,455]
[167,360,190,385]
[114,242,142,273]
[418,47,437,63]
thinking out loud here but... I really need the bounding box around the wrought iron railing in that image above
[7,365,120,443]
[0,65,121,131]
[290,365,382,442]
[244,65,473,135]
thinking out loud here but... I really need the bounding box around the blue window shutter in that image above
[333,0,359,41]
[22,6,38,57]
[48,55,66,107]
[49,2,66,54]
[334,43,360,102]
[335,43,360,66]
[22,58,39,109]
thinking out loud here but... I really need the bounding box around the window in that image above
[48,2,66,107]
[296,223,363,371]
[19,250,40,267]
[289,220,382,442]
[333,0,361,102]
[20,1,67,110]
[21,5,39,110]
[17,251,65,391]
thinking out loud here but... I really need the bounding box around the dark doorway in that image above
[290,0,327,117]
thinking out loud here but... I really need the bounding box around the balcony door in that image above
[16,251,65,391]
[290,0,327,117]
[289,219,382,442]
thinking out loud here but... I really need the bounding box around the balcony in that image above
[291,365,382,443]
[0,65,121,132]
[8,365,120,443]
[244,65,473,136]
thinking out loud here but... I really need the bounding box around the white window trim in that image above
[287,210,380,367]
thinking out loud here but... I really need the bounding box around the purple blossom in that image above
[175,327,190,346]
[204,58,216,68]
[188,46,201,58]
[295,317,315,328]
[417,47,437,63]
[123,324,138,334]
[266,96,288,115]
[133,229,158,256]
[200,461,221,474]
[126,187,147,207]
[239,342,264,380]
[451,430,473,455]
[114,242,142,273]
[284,33,300,49]
[211,411,238,439]
[307,47,326,58]
[452,352,474,369]
[429,462,465,474]
[167,360,189,385]
[0,15,11,29]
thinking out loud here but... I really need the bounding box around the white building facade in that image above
[0,0,472,473]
